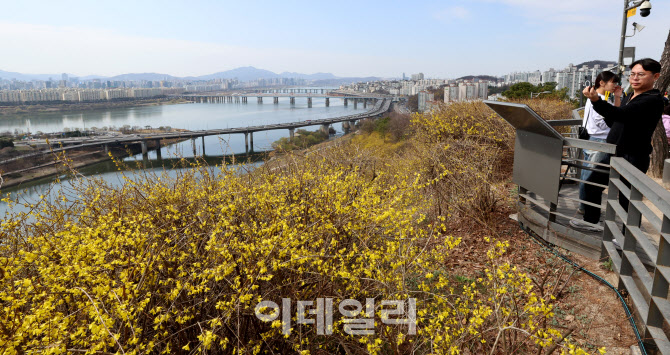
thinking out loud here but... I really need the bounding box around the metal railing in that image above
[601,157,670,352]
[519,107,670,352]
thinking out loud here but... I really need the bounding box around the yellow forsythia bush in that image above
[0,98,592,354]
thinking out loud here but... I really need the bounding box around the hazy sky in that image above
[1,0,668,78]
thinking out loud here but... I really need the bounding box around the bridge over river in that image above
[11,98,392,160]
[178,92,385,109]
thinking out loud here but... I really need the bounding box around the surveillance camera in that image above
[639,0,651,17]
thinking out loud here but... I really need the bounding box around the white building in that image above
[418,91,434,112]
[444,84,459,103]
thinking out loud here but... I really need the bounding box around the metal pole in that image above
[618,0,630,76]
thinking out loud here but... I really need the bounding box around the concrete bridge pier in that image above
[192,138,197,156]
[273,97,279,104]
[141,141,148,156]
[320,124,330,135]
[235,96,240,103]
[249,132,254,152]
[307,97,312,108]
[155,139,162,159]
[201,136,206,156]
[290,97,295,105]
[244,133,249,153]
[325,98,330,107]
[353,99,358,109]
[364,99,367,108]
[104,144,109,154]
[344,98,348,107]
[321,89,324,94]
[257,97,263,104]
[242,97,247,104]
[289,128,295,141]
[349,120,357,130]
[342,121,350,132]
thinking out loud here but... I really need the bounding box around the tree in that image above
[407,94,418,112]
[0,138,14,149]
[502,82,536,99]
[649,30,670,178]
[538,82,558,92]
[430,87,444,102]
[655,30,670,94]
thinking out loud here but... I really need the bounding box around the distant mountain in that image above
[575,60,616,69]
[0,69,79,81]
[457,75,500,82]
[77,75,109,81]
[279,72,337,80]
[197,66,281,81]
[0,66,346,83]
[108,73,179,81]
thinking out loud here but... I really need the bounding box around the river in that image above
[0,93,365,215]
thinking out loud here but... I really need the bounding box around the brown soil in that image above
[447,191,637,353]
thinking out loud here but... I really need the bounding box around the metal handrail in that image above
[516,107,670,350]
[601,157,670,352]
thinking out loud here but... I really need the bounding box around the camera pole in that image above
[617,0,630,76]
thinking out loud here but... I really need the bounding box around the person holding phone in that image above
[577,71,621,215]
[570,58,664,233]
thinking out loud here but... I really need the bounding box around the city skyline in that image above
[1,0,669,79]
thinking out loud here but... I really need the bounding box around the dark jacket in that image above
[592,89,664,156]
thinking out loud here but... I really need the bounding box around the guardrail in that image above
[516,107,670,352]
[601,157,670,352]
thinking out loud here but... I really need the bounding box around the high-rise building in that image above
[444,84,459,103]
[418,90,434,112]
[542,69,556,84]
[411,73,424,81]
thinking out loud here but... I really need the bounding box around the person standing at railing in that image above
[571,58,664,233]
[577,71,621,215]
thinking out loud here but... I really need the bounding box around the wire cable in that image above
[517,221,648,355]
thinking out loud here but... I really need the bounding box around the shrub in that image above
[271,129,328,151]
[0,138,14,149]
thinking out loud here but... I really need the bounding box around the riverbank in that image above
[0,137,189,189]
[0,97,191,116]
[0,121,355,190]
